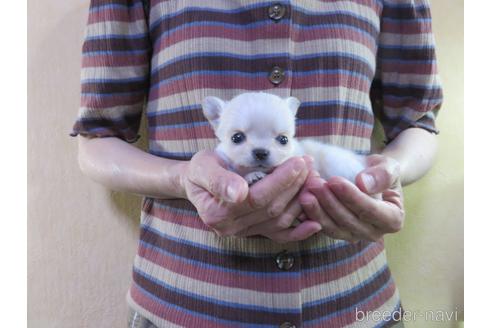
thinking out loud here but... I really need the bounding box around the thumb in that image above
[356,162,399,194]
[190,151,249,203]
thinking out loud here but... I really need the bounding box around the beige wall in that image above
[27,1,463,327]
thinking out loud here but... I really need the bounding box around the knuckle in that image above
[267,203,284,218]
[275,217,292,230]
[249,194,268,209]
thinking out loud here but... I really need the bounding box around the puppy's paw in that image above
[244,171,267,186]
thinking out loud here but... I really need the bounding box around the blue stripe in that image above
[82,49,148,56]
[85,33,148,41]
[383,2,428,10]
[384,94,442,102]
[81,76,148,84]
[303,265,388,308]
[382,17,431,23]
[374,302,403,328]
[89,2,142,13]
[303,278,395,326]
[379,44,435,50]
[151,51,373,76]
[147,104,201,117]
[149,149,194,158]
[81,90,144,97]
[134,267,301,314]
[133,283,278,328]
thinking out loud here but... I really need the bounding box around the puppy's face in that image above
[202,92,300,172]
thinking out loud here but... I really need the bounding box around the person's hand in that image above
[299,154,404,242]
[181,150,322,243]
[235,156,322,243]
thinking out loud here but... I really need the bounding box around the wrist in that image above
[166,160,189,199]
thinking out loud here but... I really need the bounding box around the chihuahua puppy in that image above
[202,92,366,185]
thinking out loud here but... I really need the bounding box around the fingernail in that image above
[226,185,238,202]
[361,173,376,193]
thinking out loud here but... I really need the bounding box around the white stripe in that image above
[77,104,144,120]
[85,20,146,38]
[151,38,376,72]
[81,66,147,81]
[380,32,436,47]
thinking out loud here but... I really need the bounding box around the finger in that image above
[248,157,306,210]
[326,177,404,233]
[299,191,356,241]
[238,200,303,237]
[309,182,383,242]
[355,157,400,194]
[265,220,322,244]
[189,151,249,203]
[265,166,309,218]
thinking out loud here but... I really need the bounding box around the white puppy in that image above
[202,92,366,185]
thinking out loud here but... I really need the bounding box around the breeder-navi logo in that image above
[355,307,460,323]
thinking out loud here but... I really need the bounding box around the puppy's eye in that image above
[276,135,289,145]
[231,132,246,144]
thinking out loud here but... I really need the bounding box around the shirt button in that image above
[269,66,285,85]
[279,322,296,328]
[268,3,286,21]
[275,251,294,270]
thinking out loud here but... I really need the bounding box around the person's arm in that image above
[382,127,438,186]
[78,136,187,199]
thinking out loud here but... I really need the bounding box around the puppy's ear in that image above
[202,96,226,130]
[285,97,301,116]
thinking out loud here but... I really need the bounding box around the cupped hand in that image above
[181,150,322,243]
[299,154,405,242]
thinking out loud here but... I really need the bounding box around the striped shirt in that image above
[71,0,442,327]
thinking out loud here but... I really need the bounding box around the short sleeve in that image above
[371,0,443,142]
[70,0,151,143]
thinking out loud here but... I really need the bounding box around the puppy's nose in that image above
[252,148,270,161]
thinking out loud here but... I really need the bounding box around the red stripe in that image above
[87,6,145,24]
[81,93,144,108]
[82,54,148,67]
[147,202,211,231]
[130,284,234,328]
[155,25,376,54]
[381,20,432,34]
[381,61,437,75]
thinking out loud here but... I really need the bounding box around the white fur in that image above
[202,92,366,185]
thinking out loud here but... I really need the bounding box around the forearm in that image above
[77,136,187,199]
[381,128,438,186]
